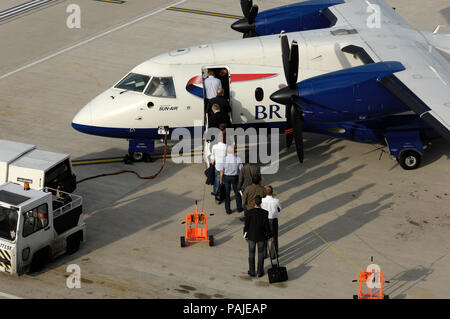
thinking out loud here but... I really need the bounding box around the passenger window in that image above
[145,77,176,98]
[23,204,48,237]
[255,87,264,102]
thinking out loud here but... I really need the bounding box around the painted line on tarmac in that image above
[0,0,187,81]
[167,7,243,20]
[72,147,249,165]
[0,0,56,22]
[0,291,23,299]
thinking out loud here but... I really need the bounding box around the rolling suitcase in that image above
[267,241,288,283]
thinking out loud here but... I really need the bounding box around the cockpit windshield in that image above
[115,73,150,93]
[145,77,176,98]
[0,206,18,241]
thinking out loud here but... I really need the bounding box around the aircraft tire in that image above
[398,150,421,170]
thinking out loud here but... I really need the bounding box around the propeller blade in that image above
[289,41,299,89]
[248,5,259,24]
[291,105,304,163]
[285,104,294,148]
[281,34,290,86]
[240,0,252,17]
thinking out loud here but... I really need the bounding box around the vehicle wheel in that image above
[353,295,358,299]
[130,152,144,162]
[398,150,421,170]
[30,249,49,273]
[209,235,214,247]
[384,295,390,299]
[180,236,186,248]
[67,234,81,255]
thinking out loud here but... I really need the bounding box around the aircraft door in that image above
[201,66,232,128]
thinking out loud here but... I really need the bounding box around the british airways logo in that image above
[185,73,278,98]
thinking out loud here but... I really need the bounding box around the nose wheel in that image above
[125,152,153,164]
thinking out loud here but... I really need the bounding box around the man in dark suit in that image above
[243,195,273,277]
[207,88,231,118]
[208,104,232,129]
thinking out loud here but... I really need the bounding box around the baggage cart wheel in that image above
[209,235,214,247]
[180,236,186,248]
[384,295,389,299]
[353,295,358,299]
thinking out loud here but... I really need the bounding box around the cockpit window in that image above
[115,73,150,92]
[145,77,176,98]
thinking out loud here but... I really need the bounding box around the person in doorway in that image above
[207,88,231,119]
[204,69,222,103]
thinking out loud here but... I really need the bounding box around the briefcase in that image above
[215,184,225,202]
[267,243,288,284]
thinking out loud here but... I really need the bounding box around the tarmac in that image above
[0,0,449,299]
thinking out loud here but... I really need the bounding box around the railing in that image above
[43,187,82,218]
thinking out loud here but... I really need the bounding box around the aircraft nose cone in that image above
[231,18,254,33]
[270,87,298,105]
[72,103,92,130]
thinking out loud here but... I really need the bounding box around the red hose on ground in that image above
[76,132,168,184]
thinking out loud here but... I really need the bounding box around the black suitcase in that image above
[267,242,288,283]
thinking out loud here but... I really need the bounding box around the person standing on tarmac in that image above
[240,174,265,222]
[261,186,282,258]
[220,145,244,214]
[243,195,273,277]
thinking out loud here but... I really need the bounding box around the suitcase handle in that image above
[267,241,280,267]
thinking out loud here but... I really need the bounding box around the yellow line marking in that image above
[73,148,249,165]
[167,7,243,19]
[261,175,363,272]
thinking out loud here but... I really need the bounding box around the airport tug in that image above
[353,257,390,299]
[0,182,85,275]
[180,201,214,247]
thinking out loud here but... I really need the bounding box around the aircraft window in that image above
[145,77,176,98]
[255,88,264,101]
[115,73,150,92]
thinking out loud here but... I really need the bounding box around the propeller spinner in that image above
[231,0,259,38]
[270,33,305,163]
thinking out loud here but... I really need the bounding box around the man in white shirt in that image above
[204,70,222,101]
[261,186,282,257]
[210,133,227,198]
[220,145,243,214]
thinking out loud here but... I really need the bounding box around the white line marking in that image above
[0,0,187,81]
[0,0,42,16]
[0,0,53,21]
[0,291,23,299]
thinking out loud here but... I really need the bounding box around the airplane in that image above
[71,0,450,170]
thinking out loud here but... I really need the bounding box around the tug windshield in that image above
[115,73,150,93]
[0,206,18,241]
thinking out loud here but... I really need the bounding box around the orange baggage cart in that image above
[353,257,390,299]
[180,201,214,247]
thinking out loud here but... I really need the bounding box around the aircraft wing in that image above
[331,0,450,141]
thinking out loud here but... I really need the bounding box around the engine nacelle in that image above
[298,61,409,122]
[255,0,344,36]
